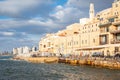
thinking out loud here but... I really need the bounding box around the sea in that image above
[0,56,120,80]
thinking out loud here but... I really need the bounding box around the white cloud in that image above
[0,0,54,18]
[66,0,90,8]
[0,0,87,33]
[0,31,14,36]
[0,0,113,51]
[0,19,27,29]
[0,0,38,15]
[55,5,63,11]
[28,18,60,29]
[50,5,85,25]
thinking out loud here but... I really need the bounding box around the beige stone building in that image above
[39,0,120,56]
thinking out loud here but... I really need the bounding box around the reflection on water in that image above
[0,56,120,80]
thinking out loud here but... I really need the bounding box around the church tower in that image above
[89,3,95,20]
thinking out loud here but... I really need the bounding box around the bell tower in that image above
[89,3,95,20]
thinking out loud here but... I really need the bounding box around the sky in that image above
[0,0,114,52]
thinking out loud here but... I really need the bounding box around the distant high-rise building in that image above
[13,48,18,55]
[23,46,30,54]
[17,47,23,54]
[32,46,37,52]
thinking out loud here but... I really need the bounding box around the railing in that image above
[99,22,111,27]
[99,41,108,45]
[112,19,120,25]
[110,30,120,34]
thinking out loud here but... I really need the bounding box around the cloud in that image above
[0,31,14,36]
[0,0,55,18]
[0,19,62,35]
[66,0,90,8]
[50,4,87,27]
[67,0,114,14]
[0,0,114,51]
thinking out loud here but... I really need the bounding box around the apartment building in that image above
[39,0,120,56]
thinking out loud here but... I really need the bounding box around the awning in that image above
[76,45,108,51]
[76,44,120,51]
[109,44,120,47]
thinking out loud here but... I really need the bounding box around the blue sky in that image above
[0,0,113,52]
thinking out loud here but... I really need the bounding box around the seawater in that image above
[0,56,120,80]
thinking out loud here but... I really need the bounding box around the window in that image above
[105,27,109,32]
[100,18,103,21]
[55,45,58,47]
[115,12,118,15]
[76,41,78,45]
[97,15,100,17]
[68,42,69,46]
[43,45,46,48]
[70,42,71,46]
[48,42,50,47]
[85,40,87,44]
[96,24,97,26]
[74,41,75,45]
[82,40,84,44]
[93,39,95,43]
[107,27,109,32]
[96,29,97,31]
[92,29,93,32]
[109,18,114,22]
[117,25,120,30]
[116,33,120,40]
[116,4,118,7]
[100,35,107,44]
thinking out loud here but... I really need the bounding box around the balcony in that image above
[110,30,120,34]
[100,42,108,45]
[99,22,111,27]
[112,20,120,25]
[58,32,67,37]
[111,39,120,44]
[107,15,118,19]
[74,31,79,34]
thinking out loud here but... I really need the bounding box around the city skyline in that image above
[0,0,113,52]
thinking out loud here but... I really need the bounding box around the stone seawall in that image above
[58,57,120,69]
[27,57,58,63]
[13,56,59,63]
[13,56,120,69]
